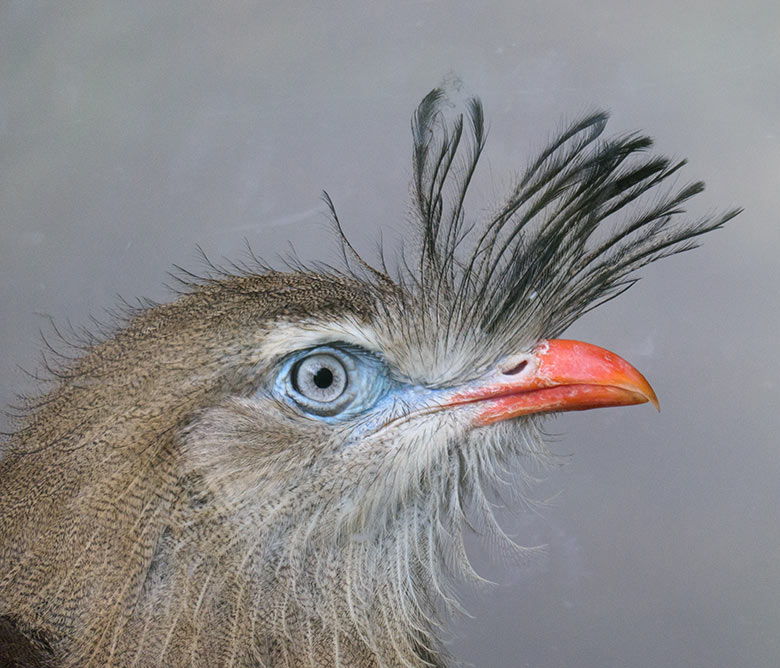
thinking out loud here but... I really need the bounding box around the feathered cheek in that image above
[177,397,330,504]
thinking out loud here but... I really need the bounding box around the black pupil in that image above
[313,367,334,389]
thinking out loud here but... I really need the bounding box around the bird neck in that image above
[142,483,455,667]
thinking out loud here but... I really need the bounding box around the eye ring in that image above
[285,348,358,416]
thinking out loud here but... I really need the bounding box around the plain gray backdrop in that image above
[1,2,778,667]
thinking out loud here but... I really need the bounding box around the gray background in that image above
[1,2,778,667]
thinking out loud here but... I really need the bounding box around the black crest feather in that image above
[390,87,740,354]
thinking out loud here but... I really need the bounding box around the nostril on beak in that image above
[502,360,528,376]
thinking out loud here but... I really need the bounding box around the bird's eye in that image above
[277,345,389,420]
[292,353,348,404]
[277,345,384,418]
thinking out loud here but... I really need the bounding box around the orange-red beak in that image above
[447,339,659,426]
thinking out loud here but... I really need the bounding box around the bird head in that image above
[0,88,738,667]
